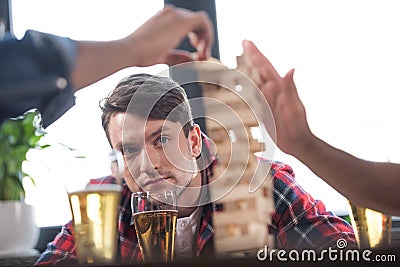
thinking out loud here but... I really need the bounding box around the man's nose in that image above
[139,147,160,173]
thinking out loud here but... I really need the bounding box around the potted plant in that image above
[0,111,47,255]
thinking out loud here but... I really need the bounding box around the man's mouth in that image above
[141,176,168,189]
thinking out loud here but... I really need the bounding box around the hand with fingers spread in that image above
[242,40,312,157]
[242,40,400,216]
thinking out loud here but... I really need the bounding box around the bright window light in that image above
[11,0,400,226]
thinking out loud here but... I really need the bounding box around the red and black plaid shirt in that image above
[35,136,356,265]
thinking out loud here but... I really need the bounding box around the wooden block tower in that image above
[188,54,276,256]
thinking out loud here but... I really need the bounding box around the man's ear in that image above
[188,124,202,157]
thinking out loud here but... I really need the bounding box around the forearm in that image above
[294,134,400,215]
[71,6,215,91]
[71,38,134,90]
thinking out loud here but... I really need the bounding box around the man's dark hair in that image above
[100,73,194,145]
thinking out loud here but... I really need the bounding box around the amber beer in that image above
[133,210,178,263]
[68,184,121,265]
[131,190,178,262]
[348,202,392,249]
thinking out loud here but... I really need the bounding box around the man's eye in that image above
[123,147,138,155]
[157,137,169,145]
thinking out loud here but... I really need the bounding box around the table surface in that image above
[2,217,400,267]
[2,248,400,267]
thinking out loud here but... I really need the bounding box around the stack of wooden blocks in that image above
[192,54,275,257]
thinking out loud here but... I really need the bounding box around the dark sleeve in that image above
[0,30,77,127]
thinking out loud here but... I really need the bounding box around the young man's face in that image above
[108,112,202,194]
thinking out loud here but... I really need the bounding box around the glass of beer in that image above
[66,150,124,265]
[131,190,178,263]
[68,184,122,265]
[348,201,392,249]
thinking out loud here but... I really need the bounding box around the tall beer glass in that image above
[68,184,121,265]
[67,150,124,265]
[131,190,178,263]
[348,201,392,249]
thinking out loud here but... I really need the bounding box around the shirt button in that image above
[181,222,186,228]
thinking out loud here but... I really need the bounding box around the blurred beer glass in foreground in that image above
[67,150,124,265]
[348,201,392,249]
[69,184,121,265]
[131,190,178,263]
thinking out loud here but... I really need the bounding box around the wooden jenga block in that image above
[188,55,274,256]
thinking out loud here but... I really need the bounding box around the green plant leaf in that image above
[0,111,47,201]
[59,142,77,151]
[25,174,36,187]
[3,174,25,201]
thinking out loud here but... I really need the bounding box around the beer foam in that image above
[133,210,178,215]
